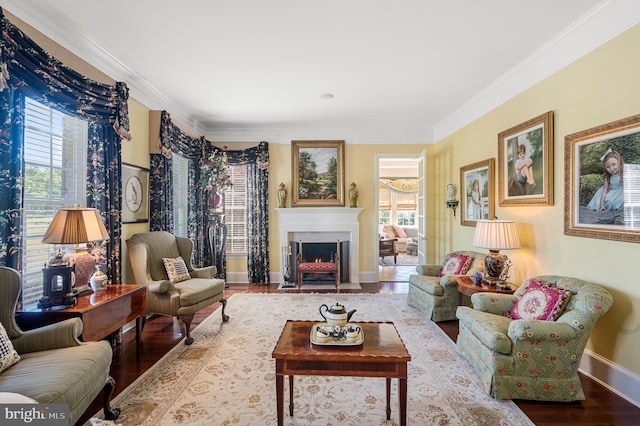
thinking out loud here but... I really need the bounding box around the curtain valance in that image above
[379,178,419,193]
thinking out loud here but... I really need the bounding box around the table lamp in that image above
[38,206,110,308]
[472,219,520,285]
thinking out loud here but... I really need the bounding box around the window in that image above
[22,98,88,310]
[224,164,247,255]
[378,186,416,226]
[172,153,189,238]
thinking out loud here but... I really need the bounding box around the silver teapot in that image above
[319,302,356,326]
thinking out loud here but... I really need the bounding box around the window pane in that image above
[224,165,247,255]
[22,98,88,310]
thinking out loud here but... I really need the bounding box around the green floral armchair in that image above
[407,251,485,322]
[455,275,613,401]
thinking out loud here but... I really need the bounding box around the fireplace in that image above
[291,241,350,284]
[276,207,363,284]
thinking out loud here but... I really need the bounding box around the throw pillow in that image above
[509,280,571,321]
[162,256,191,283]
[439,253,472,277]
[392,225,408,238]
[0,322,20,373]
[383,225,396,237]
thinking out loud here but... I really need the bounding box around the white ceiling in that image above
[2,0,639,144]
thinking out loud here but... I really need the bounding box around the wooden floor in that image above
[78,271,639,425]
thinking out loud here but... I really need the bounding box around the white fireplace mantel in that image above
[276,208,363,284]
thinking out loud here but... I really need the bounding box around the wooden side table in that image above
[456,276,516,305]
[17,284,146,353]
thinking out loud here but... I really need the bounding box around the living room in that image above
[1,1,640,424]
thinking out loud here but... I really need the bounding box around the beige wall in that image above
[432,24,640,375]
[121,100,151,284]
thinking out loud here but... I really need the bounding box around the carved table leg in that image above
[220,297,230,322]
[103,375,120,420]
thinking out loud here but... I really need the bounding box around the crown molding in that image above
[433,0,640,142]
[0,0,203,134]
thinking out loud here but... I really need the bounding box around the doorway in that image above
[375,152,426,282]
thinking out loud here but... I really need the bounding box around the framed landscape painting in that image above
[564,114,640,243]
[291,140,345,207]
[460,158,495,227]
[498,111,554,206]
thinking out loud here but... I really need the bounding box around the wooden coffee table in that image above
[272,320,411,426]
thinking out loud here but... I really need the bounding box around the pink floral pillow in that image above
[509,280,571,321]
[439,254,472,277]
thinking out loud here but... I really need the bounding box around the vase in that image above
[90,271,108,291]
[209,186,222,210]
[277,182,287,208]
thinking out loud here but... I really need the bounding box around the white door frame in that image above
[374,151,426,282]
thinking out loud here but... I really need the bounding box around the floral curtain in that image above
[0,9,131,283]
[227,141,270,284]
[152,111,208,266]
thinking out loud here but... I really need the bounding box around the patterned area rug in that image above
[89,293,533,425]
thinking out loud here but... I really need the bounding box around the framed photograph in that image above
[122,163,149,223]
[564,114,640,243]
[498,111,554,206]
[291,140,345,207]
[460,158,495,227]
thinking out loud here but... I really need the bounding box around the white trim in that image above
[433,0,640,142]
[579,348,640,407]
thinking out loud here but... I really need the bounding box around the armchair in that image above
[127,231,229,345]
[407,251,485,322]
[455,275,613,401]
[0,267,119,424]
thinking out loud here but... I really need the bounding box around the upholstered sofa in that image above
[0,267,119,424]
[407,251,485,322]
[381,225,418,252]
[456,275,613,401]
[127,231,229,345]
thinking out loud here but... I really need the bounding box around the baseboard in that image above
[579,348,640,407]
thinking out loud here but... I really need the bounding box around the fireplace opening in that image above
[290,241,350,284]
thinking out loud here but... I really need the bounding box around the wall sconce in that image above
[445,184,459,217]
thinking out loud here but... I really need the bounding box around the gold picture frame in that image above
[564,114,640,243]
[291,140,345,207]
[122,163,149,223]
[460,158,495,227]
[498,111,554,206]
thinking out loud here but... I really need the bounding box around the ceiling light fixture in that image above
[320,93,334,100]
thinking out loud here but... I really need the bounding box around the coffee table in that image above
[272,320,411,426]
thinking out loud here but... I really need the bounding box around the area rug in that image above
[380,252,418,266]
[89,293,533,425]
[276,282,362,290]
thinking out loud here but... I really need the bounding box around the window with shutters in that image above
[22,97,88,310]
[172,153,189,238]
[378,186,416,226]
[224,164,247,255]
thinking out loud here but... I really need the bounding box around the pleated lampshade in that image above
[42,207,110,244]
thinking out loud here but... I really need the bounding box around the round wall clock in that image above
[125,175,143,212]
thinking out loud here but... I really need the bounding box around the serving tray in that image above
[310,322,364,346]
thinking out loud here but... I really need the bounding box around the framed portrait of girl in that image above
[564,114,640,242]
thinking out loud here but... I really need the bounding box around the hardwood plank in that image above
[77,281,640,425]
